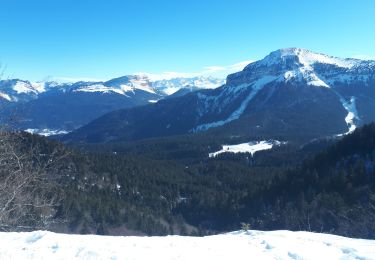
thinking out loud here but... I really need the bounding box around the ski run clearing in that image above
[209,140,284,157]
[0,230,374,260]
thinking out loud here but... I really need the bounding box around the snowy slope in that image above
[0,230,374,260]
[194,75,278,132]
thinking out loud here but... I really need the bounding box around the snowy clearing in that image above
[0,230,374,260]
[25,129,70,137]
[209,140,284,157]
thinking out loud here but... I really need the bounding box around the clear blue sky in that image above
[1,0,374,81]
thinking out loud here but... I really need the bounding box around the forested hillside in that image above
[1,124,374,238]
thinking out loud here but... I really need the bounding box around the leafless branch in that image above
[0,129,72,231]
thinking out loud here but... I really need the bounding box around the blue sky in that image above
[1,0,374,81]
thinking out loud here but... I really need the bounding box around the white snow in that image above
[209,140,284,157]
[161,86,180,95]
[276,50,330,88]
[11,81,46,94]
[0,92,12,101]
[13,81,35,94]
[257,48,370,88]
[73,84,126,95]
[343,97,359,134]
[72,76,156,96]
[152,76,225,95]
[335,94,359,135]
[67,76,223,96]
[127,76,156,94]
[30,82,46,93]
[0,230,374,260]
[148,99,159,103]
[120,84,134,93]
[194,76,277,132]
[261,48,358,69]
[25,129,70,136]
[282,67,330,88]
[119,82,155,95]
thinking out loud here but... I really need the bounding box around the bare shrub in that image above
[0,129,72,231]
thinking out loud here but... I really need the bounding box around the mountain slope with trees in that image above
[2,124,375,238]
[63,48,375,144]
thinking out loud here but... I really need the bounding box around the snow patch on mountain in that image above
[13,81,46,94]
[270,49,331,88]
[209,140,284,157]
[73,75,223,96]
[194,76,277,132]
[71,76,158,96]
[152,76,225,95]
[258,48,358,69]
[337,96,359,135]
[246,48,374,89]
[0,92,12,101]
[25,129,70,136]
[161,87,180,95]
[119,84,134,93]
[73,84,127,96]
[126,76,156,94]
[0,230,374,260]
[30,82,47,93]
[282,68,330,88]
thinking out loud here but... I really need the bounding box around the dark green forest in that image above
[1,124,375,238]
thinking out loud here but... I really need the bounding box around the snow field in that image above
[0,230,374,260]
[209,140,283,157]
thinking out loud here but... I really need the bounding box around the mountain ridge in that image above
[0,75,224,134]
[63,48,375,144]
[0,75,224,103]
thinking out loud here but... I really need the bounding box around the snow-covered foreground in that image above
[0,230,374,260]
[209,140,284,157]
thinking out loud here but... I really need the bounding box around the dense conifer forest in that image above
[1,124,374,238]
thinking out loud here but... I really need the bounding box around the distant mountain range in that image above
[0,75,224,135]
[63,48,375,144]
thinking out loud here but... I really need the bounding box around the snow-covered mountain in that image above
[197,48,375,134]
[64,48,375,143]
[0,230,374,259]
[0,79,54,103]
[0,75,223,134]
[152,76,225,95]
[0,75,224,103]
